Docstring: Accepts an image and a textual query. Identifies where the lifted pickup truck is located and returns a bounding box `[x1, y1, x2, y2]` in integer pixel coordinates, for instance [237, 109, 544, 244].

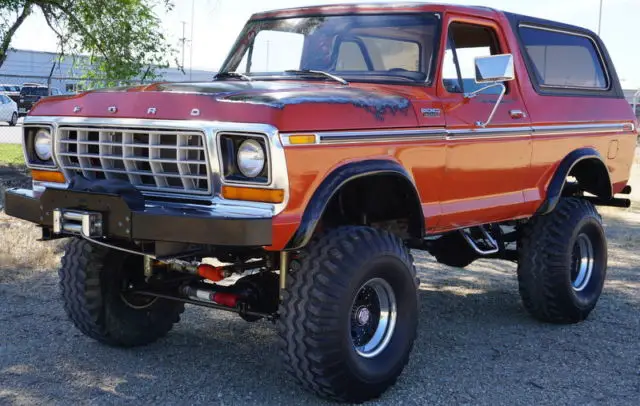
[4, 3, 637, 402]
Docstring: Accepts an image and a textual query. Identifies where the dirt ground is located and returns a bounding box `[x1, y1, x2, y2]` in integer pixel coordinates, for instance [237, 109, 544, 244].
[0, 162, 638, 405]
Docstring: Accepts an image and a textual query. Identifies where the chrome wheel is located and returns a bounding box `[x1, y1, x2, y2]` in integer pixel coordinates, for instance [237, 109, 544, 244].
[571, 233, 594, 291]
[350, 277, 397, 358]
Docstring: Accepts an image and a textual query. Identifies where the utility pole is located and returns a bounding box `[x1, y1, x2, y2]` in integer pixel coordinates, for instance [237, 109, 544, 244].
[266, 40, 270, 71]
[189, 0, 195, 80]
[179, 21, 190, 70]
[597, 0, 603, 36]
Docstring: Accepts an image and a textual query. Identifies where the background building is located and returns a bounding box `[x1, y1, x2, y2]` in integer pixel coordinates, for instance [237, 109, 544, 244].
[0, 48, 217, 92]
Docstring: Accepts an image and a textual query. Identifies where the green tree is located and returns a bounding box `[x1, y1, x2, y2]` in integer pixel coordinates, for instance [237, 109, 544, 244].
[0, 0, 176, 84]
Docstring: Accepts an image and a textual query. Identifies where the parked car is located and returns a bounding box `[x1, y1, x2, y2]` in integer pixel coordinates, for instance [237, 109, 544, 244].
[0, 94, 18, 126]
[3, 3, 638, 403]
[0, 84, 21, 104]
[17, 84, 60, 116]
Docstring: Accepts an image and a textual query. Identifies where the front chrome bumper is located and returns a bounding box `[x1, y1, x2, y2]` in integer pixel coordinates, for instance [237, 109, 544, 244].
[4, 188, 272, 247]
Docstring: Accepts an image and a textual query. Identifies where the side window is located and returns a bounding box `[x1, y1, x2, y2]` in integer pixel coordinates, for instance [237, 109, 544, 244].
[519, 26, 607, 89]
[336, 41, 369, 71]
[442, 22, 503, 94]
[0, 95, 5, 104]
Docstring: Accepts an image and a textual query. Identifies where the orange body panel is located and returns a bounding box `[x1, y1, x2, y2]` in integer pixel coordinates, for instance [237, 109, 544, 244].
[267, 6, 638, 251]
[26, 3, 638, 252]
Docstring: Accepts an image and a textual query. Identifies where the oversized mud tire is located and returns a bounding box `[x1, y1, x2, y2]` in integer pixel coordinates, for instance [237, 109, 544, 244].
[429, 232, 477, 268]
[518, 198, 607, 323]
[59, 238, 184, 347]
[277, 226, 418, 403]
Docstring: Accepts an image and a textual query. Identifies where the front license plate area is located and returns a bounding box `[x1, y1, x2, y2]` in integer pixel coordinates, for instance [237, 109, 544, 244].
[40, 189, 135, 239]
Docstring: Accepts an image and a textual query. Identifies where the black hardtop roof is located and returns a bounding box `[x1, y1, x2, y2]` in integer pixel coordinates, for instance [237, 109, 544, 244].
[504, 11, 600, 38]
[253, 3, 600, 38]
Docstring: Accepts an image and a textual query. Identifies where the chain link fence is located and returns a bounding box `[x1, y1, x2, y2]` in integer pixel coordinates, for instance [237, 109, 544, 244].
[0, 74, 144, 144]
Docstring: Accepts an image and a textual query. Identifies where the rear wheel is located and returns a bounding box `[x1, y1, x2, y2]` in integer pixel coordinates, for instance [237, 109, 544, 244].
[517, 198, 607, 323]
[9, 112, 17, 126]
[59, 238, 184, 347]
[278, 226, 418, 402]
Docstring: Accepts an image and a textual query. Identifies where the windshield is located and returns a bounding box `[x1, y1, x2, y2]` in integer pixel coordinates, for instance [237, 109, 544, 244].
[220, 13, 440, 84]
[20, 87, 48, 96]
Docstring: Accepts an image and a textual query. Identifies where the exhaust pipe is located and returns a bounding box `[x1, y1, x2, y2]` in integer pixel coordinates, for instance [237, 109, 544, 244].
[583, 196, 631, 208]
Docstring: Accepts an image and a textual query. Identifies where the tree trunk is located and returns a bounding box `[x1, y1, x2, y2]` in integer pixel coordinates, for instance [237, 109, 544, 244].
[0, 5, 33, 69]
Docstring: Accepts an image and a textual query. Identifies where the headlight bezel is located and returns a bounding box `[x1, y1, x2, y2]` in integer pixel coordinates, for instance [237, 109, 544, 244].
[218, 132, 270, 185]
[23, 125, 56, 168]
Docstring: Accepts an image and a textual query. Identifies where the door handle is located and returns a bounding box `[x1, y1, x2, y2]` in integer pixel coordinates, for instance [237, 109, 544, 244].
[509, 110, 526, 119]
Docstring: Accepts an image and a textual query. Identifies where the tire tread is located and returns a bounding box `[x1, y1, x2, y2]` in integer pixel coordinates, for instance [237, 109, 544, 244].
[277, 226, 417, 402]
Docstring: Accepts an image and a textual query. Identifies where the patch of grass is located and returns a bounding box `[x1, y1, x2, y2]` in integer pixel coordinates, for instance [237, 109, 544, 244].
[0, 144, 25, 166]
[0, 213, 63, 275]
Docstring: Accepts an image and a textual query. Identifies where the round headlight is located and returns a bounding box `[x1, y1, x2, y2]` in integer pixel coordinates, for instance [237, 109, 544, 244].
[236, 139, 265, 178]
[34, 129, 52, 161]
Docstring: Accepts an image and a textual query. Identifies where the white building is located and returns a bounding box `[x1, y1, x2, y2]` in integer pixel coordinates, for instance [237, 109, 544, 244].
[0, 48, 216, 92]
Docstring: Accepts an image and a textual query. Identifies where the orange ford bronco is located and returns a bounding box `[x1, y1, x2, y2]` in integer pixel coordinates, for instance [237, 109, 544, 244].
[4, 3, 637, 402]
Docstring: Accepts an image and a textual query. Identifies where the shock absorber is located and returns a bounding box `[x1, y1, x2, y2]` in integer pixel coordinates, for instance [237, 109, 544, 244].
[180, 285, 241, 308]
[164, 259, 268, 282]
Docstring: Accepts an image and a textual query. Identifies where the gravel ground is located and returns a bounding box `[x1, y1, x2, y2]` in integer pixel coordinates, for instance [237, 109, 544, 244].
[0, 169, 638, 405]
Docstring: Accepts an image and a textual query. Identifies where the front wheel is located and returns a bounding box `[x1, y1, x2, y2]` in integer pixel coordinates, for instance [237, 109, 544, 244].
[277, 227, 418, 403]
[517, 198, 607, 323]
[59, 238, 184, 347]
[9, 112, 18, 126]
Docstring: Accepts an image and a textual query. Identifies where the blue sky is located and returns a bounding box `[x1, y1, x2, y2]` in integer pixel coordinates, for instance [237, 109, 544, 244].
[10, 0, 640, 88]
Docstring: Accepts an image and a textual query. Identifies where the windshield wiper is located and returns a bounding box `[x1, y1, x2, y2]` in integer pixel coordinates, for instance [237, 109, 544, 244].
[284, 69, 348, 85]
[214, 72, 252, 81]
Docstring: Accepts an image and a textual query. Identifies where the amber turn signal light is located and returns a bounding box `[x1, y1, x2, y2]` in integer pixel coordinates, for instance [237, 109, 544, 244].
[222, 185, 284, 203]
[288, 134, 317, 145]
[32, 170, 66, 183]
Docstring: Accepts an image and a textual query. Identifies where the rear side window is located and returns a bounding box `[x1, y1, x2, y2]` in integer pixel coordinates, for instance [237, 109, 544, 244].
[519, 25, 608, 90]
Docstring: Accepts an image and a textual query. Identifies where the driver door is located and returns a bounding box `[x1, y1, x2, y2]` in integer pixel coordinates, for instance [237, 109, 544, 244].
[436, 14, 532, 230]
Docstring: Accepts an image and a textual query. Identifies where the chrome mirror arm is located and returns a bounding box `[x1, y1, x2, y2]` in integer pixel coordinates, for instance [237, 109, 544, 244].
[464, 82, 503, 100]
[464, 82, 506, 128]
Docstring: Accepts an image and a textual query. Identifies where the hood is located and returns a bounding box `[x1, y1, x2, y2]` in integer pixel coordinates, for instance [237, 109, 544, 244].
[29, 80, 420, 132]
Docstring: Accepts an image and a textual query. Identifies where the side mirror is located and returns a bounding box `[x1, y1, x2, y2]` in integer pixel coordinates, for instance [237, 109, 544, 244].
[475, 54, 515, 83]
[465, 54, 516, 128]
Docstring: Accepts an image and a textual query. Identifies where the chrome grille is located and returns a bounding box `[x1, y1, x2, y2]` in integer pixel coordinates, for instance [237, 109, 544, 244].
[56, 127, 211, 196]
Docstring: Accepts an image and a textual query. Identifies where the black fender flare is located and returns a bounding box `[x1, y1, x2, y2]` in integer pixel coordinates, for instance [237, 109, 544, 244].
[285, 159, 424, 250]
[537, 148, 612, 215]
